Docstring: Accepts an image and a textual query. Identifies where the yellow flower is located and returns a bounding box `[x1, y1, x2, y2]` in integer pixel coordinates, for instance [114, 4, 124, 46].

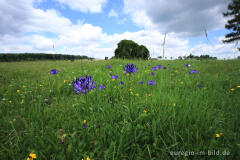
[143, 110, 147, 113]
[22, 85, 26, 88]
[106, 80, 109, 83]
[8, 100, 12, 104]
[173, 103, 176, 107]
[175, 70, 178, 73]
[231, 88, 235, 91]
[86, 157, 91, 160]
[27, 158, 31, 160]
[237, 86, 240, 88]
[29, 151, 37, 159]
[64, 80, 67, 83]
[17, 90, 20, 93]
[135, 93, 139, 96]
[83, 120, 87, 124]
[216, 133, 221, 138]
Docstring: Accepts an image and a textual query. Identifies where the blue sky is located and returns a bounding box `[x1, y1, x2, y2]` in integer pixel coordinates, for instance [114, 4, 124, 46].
[0, 0, 238, 59]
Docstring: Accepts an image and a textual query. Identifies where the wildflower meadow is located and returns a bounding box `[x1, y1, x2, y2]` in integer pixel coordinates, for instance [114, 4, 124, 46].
[0, 59, 240, 159]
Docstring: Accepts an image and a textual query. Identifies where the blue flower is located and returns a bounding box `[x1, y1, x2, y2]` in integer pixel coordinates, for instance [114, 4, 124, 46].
[148, 80, 155, 85]
[163, 67, 167, 69]
[157, 65, 162, 69]
[148, 64, 151, 66]
[106, 65, 111, 69]
[72, 76, 95, 94]
[185, 64, 190, 67]
[50, 69, 59, 74]
[111, 75, 118, 80]
[196, 84, 202, 88]
[120, 81, 124, 85]
[151, 72, 155, 76]
[98, 85, 105, 90]
[123, 63, 138, 74]
[152, 67, 158, 71]
[82, 123, 87, 129]
[189, 70, 198, 74]
[139, 81, 144, 84]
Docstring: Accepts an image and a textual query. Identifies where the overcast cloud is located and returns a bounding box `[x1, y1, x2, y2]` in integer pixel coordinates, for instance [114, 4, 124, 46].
[124, 0, 231, 37]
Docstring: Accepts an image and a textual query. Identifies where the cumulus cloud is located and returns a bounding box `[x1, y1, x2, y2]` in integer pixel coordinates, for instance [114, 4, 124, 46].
[123, 0, 231, 37]
[108, 9, 119, 17]
[0, 0, 71, 36]
[55, 0, 107, 13]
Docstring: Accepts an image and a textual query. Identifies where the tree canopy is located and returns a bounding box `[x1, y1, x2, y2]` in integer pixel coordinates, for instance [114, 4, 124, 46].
[114, 40, 150, 59]
[222, 0, 240, 50]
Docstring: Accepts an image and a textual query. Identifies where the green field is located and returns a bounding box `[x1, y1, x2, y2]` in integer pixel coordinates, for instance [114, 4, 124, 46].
[0, 59, 240, 160]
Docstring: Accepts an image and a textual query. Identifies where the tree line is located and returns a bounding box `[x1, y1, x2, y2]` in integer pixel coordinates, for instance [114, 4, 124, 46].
[0, 53, 91, 62]
[177, 54, 217, 60]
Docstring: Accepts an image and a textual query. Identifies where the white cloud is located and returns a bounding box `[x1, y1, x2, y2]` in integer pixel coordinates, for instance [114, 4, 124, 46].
[55, 0, 107, 13]
[108, 9, 119, 17]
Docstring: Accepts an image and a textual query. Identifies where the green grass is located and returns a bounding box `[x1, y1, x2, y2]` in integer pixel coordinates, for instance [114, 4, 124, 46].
[0, 59, 240, 160]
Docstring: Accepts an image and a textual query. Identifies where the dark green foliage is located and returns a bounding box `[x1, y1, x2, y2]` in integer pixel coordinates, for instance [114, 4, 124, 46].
[185, 54, 217, 60]
[222, 0, 240, 50]
[114, 40, 150, 59]
[0, 53, 91, 62]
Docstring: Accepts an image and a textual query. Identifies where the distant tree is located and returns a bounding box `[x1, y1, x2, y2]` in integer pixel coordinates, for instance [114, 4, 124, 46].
[114, 40, 150, 59]
[222, 0, 240, 51]
[178, 56, 183, 60]
[158, 56, 162, 59]
[170, 56, 173, 60]
[188, 54, 194, 59]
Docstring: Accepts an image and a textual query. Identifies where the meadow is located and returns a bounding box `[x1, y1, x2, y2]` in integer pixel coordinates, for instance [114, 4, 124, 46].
[0, 59, 240, 160]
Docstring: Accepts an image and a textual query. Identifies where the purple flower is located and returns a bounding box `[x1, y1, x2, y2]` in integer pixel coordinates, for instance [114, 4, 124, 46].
[185, 64, 190, 67]
[151, 72, 155, 76]
[157, 65, 162, 69]
[148, 80, 155, 85]
[72, 76, 95, 94]
[111, 75, 118, 80]
[163, 67, 167, 69]
[120, 81, 124, 85]
[189, 70, 198, 74]
[82, 123, 87, 129]
[196, 84, 202, 88]
[123, 63, 138, 74]
[98, 85, 105, 90]
[106, 65, 111, 69]
[50, 69, 59, 74]
[139, 81, 144, 84]
[148, 64, 151, 66]
[152, 67, 158, 71]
